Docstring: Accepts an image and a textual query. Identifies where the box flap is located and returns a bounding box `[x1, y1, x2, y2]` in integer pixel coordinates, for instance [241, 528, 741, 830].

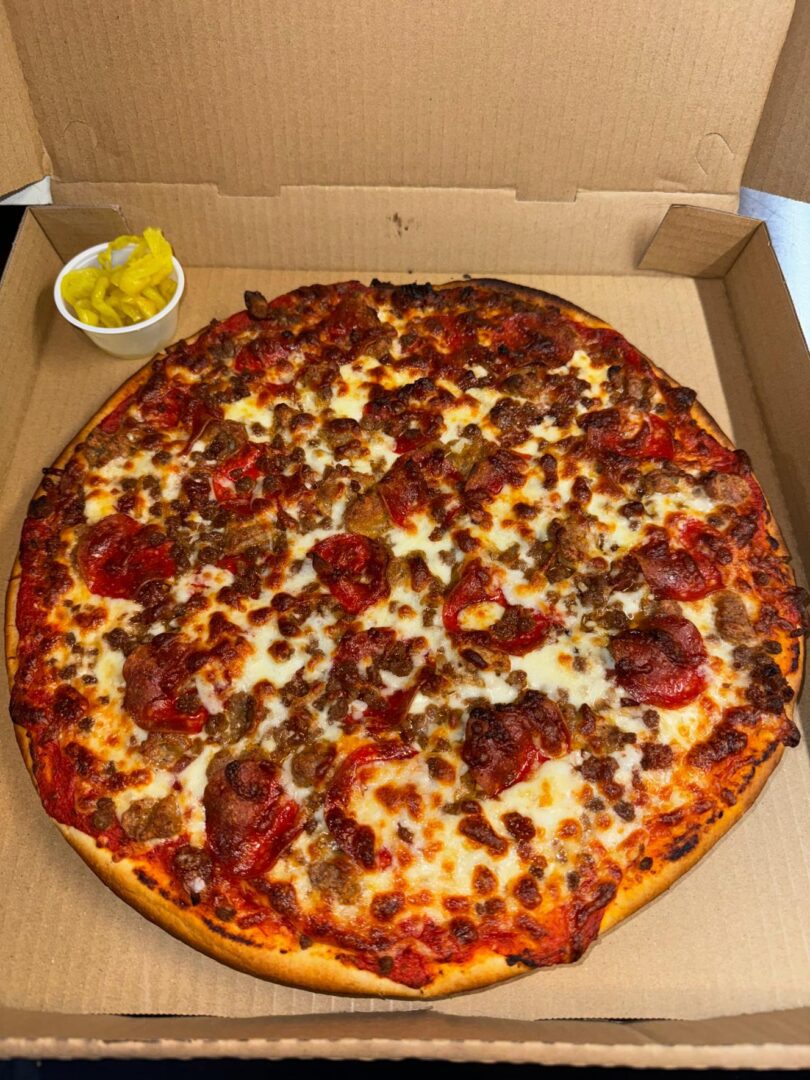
[4, 0, 794, 201]
[639, 204, 761, 277]
[29, 205, 129, 262]
[51, 181, 737, 274]
[745, 0, 810, 202]
[0, 1, 46, 196]
[1, 1005, 810, 1066]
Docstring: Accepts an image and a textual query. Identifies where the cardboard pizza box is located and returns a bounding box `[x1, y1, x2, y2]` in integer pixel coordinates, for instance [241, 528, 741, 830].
[0, 0, 808, 1067]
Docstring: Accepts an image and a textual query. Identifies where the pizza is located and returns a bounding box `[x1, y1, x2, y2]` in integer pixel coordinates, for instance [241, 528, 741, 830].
[6, 278, 806, 998]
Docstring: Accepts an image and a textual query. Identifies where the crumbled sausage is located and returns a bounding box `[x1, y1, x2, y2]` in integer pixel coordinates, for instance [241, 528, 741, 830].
[121, 795, 181, 840]
[640, 742, 674, 770]
[205, 692, 257, 744]
[290, 740, 335, 787]
[91, 796, 116, 832]
[308, 856, 360, 903]
[704, 472, 750, 505]
[686, 721, 747, 770]
[713, 592, 754, 644]
[427, 756, 456, 782]
[343, 490, 390, 537]
[141, 731, 196, 769]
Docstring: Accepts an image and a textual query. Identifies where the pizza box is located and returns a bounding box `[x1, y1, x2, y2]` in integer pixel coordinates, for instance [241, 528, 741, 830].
[0, 0, 809, 1067]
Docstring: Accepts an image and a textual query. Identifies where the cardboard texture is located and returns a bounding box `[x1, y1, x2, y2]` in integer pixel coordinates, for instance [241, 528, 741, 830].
[0, 1009, 809, 1070]
[639, 204, 762, 278]
[2, 0, 810, 1065]
[745, 0, 810, 203]
[49, 182, 738, 275]
[0, 2, 45, 197]
[29, 205, 129, 266]
[1, 0, 793, 201]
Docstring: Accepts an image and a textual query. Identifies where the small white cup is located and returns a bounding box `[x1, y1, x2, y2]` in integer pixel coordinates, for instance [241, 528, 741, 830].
[54, 241, 185, 359]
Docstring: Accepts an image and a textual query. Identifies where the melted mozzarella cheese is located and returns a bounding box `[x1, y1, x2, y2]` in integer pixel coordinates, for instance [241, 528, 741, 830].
[587, 492, 645, 552]
[332, 356, 381, 419]
[222, 395, 278, 428]
[387, 513, 458, 584]
[517, 636, 614, 707]
[84, 450, 185, 524]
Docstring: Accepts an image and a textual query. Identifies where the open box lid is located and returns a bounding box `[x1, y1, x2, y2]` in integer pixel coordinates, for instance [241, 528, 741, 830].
[1, 0, 809, 206]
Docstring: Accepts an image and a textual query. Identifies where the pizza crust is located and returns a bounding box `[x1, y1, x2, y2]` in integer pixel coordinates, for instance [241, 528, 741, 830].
[4, 280, 803, 1000]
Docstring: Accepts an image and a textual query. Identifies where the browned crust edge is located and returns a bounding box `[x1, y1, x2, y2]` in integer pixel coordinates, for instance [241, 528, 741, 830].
[3, 279, 803, 1000]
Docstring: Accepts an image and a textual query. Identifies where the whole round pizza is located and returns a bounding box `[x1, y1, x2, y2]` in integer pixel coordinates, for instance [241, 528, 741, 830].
[6, 278, 805, 997]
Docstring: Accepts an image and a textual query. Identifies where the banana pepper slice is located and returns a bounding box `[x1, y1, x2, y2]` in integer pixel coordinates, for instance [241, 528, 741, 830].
[61, 228, 176, 327]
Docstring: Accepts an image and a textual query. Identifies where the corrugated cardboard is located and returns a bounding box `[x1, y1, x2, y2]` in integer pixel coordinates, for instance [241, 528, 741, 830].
[48, 182, 738, 274]
[1, 0, 808, 206]
[1, 0, 809, 1066]
[1, 0, 792, 200]
[745, 0, 810, 202]
[0, 1, 46, 197]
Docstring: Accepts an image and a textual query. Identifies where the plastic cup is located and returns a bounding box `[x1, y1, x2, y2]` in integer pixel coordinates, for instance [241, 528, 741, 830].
[53, 241, 185, 359]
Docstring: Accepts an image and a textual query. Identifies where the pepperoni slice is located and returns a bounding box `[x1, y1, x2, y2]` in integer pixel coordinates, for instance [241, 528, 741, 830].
[635, 530, 722, 601]
[183, 399, 223, 452]
[377, 447, 460, 526]
[672, 421, 738, 473]
[334, 629, 424, 732]
[580, 408, 674, 460]
[77, 514, 176, 600]
[443, 561, 554, 656]
[419, 313, 476, 354]
[462, 691, 569, 796]
[464, 449, 528, 499]
[609, 615, 708, 708]
[442, 561, 501, 632]
[139, 383, 188, 429]
[578, 325, 645, 369]
[234, 336, 296, 374]
[218, 309, 254, 335]
[310, 533, 389, 614]
[211, 443, 265, 511]
[99, 394, 135, 434]
[490, 311, 552, 352]
[122, 634, 208, 733]
[377, 455, 428, 525]
[204, 759, 300, 878]
[485, 309, 579, 370]
[325, 741, 417, 868]
[362, 686, 421, 732]
[138, 379, 222, 445]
